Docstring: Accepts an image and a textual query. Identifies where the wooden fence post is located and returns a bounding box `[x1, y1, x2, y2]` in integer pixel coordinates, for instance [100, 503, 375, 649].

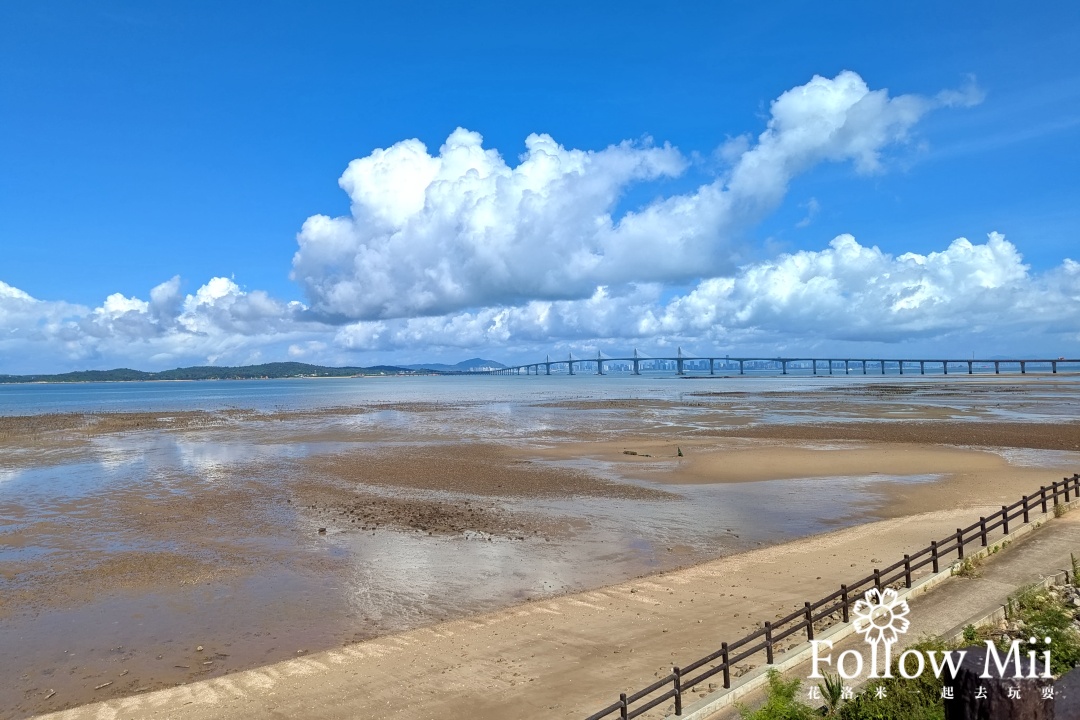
[1002, 506, 1009, 535]
[1042, 486, 1048, 513]
[957, 529, 965, 559]
[805, 602, 814, 641]
[904, 555, 912, 587]
[765, 622, 773, 664]
[874, 568, 882, 592]
[980, 517, 987, 546]
[673, 667, 682, 715]
[721, 643, 730, 689]
[1023, 495, 1029, 524]
[1067, 477, 1072, 503]
[620, 693, 628, 720]
[931, 540, 939, 573]
[841, 585, 849, 622]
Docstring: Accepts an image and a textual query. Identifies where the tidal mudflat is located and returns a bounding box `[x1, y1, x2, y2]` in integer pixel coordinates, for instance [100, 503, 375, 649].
[2, 375, 1079, 718]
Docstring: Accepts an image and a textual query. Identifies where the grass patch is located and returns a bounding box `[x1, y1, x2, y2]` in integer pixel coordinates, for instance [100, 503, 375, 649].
[737, 670, 817, 720]
[1004, 583, 1080, 675]
[952, 556, 981, 578]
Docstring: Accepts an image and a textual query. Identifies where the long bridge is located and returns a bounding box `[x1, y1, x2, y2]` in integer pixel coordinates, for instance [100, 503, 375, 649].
[473, 348, 1079, 376]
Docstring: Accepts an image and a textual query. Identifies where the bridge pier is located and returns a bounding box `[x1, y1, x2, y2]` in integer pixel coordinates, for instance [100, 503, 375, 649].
[920, 361, 925, 375]
[943, 361, 948, 375]
[709, 358, 714, 375]
[899, 361, 904, 375]
[968, 361, 973, 375]
[1021, 361, 1026, 374]
[676, 347, 685, 376]
[739, 359, 744, 375]
[844, 360, 849, 374]
[862, 360, 867, 374]
[1053, 361, 1058, 374]
[994, 361, 999, 374]
[829, 360, 833, 375]
[812, 359, 817, 375]
[880, 360, 885, 375]
[781, 360, 787, 375]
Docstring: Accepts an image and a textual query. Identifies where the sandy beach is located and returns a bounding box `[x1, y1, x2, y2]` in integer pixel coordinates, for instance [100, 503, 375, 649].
[2, 376, 1080, 718]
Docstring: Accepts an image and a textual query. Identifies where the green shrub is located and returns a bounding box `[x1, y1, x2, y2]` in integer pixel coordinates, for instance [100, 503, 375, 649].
[837, 638, 948, 720]
[738, 670, 817, 720]
[1008, 586, 1080, 674]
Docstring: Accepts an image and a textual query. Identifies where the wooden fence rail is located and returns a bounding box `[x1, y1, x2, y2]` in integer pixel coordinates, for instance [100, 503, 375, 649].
[584, 473, 1080, 720]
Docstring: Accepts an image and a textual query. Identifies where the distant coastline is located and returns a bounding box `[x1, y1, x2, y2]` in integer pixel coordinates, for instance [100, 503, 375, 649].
[0, 358, 506, 384]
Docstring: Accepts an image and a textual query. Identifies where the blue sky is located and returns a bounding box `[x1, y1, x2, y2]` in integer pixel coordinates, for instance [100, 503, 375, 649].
[2, 2, 1079, 372]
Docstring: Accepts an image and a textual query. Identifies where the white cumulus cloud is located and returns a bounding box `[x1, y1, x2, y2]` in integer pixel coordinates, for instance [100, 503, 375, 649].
[329, 233, 1080, 353]
[293, 71, 965, 322]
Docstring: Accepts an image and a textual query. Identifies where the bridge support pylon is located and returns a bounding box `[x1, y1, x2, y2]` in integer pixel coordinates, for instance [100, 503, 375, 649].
[676, 347, 685, 376]
[632, 349, 640, 376]
[968, 361, 973, 375]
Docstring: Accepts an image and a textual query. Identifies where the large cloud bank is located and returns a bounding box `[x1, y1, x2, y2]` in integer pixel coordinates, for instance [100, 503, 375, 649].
[4, 233, 1077, 372]
[292, 71, 979, 321]
[332, 233, 1080, 352]
[4, 70, 1075, 373]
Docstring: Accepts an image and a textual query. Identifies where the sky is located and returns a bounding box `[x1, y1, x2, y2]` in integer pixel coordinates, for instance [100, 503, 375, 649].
[2, 2, 1079, 373]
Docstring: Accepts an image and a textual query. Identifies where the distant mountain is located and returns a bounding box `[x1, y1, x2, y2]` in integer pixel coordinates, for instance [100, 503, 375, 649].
[403, 357, 507, 372]
[0, 362, 414, 384]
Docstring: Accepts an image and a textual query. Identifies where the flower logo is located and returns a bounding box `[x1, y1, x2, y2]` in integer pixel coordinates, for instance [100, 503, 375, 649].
[852, 588, 911, 646]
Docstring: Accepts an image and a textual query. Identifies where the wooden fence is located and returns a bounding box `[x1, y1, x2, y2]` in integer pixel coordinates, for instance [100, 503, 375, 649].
[585, 473, 1080, 720]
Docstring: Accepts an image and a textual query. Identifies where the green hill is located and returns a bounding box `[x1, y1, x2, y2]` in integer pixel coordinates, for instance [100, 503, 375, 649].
[0, 362, 417, 383]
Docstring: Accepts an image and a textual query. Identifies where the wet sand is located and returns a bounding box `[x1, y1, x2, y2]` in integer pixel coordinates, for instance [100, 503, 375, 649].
[33, 510, 1080, 720]
[3, 377, 1080, 718]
